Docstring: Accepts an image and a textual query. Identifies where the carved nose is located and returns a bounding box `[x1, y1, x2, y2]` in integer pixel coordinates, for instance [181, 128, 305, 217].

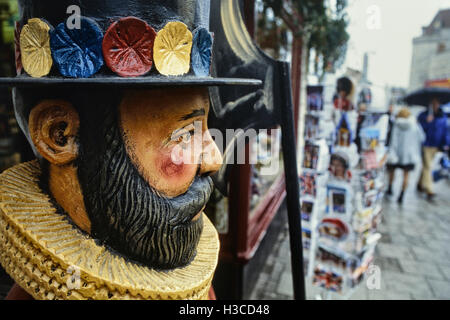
[199, 131, 223, 176]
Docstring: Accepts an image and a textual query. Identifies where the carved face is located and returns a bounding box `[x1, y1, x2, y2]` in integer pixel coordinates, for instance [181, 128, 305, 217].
[24, 86, 222, 269]
[119, 88, 221, 197]
[77, 87, 222, 269]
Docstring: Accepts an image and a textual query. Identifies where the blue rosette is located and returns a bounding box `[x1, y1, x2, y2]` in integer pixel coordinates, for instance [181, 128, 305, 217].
[191, 28, 213, 77]
[50, 17, 104, 78]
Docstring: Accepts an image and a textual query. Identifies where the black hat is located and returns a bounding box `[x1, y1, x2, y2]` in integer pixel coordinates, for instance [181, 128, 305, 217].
[0, 0, 261, 88]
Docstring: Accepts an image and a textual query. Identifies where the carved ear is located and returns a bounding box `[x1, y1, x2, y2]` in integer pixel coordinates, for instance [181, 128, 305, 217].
[29, 100, 79, 165]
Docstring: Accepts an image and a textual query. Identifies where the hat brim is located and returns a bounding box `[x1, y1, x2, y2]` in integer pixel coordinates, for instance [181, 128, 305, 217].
[0, 75, 262, 88]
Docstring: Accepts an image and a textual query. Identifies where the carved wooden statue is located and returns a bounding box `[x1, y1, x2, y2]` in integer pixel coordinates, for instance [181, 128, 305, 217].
[0, 0, 260, 300]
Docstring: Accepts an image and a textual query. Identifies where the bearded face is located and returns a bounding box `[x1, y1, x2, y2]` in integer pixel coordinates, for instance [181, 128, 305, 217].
[77, 110, 213, 269]
[23, 87, 222, 270]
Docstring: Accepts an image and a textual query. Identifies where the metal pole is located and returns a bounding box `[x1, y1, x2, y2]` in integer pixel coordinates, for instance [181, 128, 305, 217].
[278, 61, 306, 300]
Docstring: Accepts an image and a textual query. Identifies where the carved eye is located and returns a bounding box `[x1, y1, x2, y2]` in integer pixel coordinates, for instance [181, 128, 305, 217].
[176, 132, 193, 145]
[179, 132, 191, 144]
[170, 125, 195, 148]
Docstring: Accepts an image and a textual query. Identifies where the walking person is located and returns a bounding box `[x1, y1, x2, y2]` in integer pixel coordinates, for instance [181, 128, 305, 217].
[386, 108, 425, 203]
[417, 97, 450, 201]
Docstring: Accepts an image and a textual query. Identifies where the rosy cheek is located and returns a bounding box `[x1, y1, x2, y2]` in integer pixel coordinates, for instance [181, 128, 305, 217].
[157, 150, 196, 181]
[161, 156, 185, 176]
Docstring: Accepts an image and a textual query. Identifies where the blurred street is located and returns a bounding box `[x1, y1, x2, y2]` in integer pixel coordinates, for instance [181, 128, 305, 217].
[250, 164, 450, 300]
[1, 0, 450, 304]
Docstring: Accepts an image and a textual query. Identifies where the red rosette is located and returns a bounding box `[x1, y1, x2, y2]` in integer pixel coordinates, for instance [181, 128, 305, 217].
[14, 22, 22, 75]
[102, 17, 156, 77]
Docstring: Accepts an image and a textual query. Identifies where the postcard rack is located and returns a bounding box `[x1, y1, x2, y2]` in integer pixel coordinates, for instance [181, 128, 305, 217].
[302, 85, 388, 298]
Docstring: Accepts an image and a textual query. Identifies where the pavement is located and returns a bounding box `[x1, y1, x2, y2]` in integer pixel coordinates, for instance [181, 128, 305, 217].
[249, 162, 450, 300]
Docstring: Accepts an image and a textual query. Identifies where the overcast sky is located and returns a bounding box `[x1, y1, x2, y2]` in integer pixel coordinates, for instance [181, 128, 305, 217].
[340, 0, 450, 89]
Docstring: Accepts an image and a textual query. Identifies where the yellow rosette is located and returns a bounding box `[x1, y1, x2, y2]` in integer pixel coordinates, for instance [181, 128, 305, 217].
[153, 21, 193, 76]
[20, 18, 53, 78]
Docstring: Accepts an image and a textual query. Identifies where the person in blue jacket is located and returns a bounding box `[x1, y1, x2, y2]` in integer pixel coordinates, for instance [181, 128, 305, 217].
[417, 97, 450, 201]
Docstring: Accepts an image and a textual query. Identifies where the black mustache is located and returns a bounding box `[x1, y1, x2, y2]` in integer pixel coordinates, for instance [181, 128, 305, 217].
[167, 176, 214, 226]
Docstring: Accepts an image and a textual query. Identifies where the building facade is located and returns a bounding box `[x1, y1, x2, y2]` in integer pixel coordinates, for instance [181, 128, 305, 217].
[409, 9, 450, 91]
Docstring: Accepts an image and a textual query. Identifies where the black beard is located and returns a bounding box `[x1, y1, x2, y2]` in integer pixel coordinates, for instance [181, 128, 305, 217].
[77, 106, 213, 270]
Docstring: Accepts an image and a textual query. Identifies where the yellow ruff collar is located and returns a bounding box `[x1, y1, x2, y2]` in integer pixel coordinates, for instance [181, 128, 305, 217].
[0, 161, 219, 300]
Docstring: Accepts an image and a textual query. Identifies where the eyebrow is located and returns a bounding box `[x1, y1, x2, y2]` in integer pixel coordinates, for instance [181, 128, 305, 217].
[179, 108, 206, 121]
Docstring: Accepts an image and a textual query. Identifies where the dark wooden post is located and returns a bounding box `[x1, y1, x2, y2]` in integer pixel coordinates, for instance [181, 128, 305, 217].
[279, 61, 306, 300]
[290, 36, 303, 134]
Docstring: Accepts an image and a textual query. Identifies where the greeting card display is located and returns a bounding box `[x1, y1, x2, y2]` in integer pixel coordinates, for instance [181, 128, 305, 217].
[333, 144, 360, 169]
[349, 245, 378, 287]
[354, 208, 375, 232]
[362, 189, 378, 210]
[301, 200, 314, 222]
[302, 228, 312, 249]
[362, 150, 379, 170]
[301, 96, 329, 277]
[307, 85, 324, 112]
[354, 214, 382, 252]
[316, 246, 348, 270]
[313, 265, 344, 293]
[360, 113, 389, 144]
[335, 113, 353, 147]
[312, 246, 349, 293]
[303, 142, 320, 170]
[303, 139, 330, 173]
[325, 184, 352, 217]
[329, 152, 351, 181]
[300, 172, 317, 197]
[318, 218, 350, 243]
[302, 81, 386, 298]
[360, 170, 377, 192]
[305, 115, 320, 139]
[333, 95, 354, 112]
[360, 127, 380, 151]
